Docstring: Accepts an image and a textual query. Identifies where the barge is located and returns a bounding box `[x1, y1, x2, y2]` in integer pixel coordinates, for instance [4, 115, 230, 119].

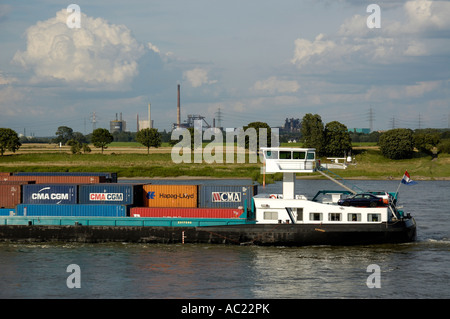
[0, 148, 416, 246]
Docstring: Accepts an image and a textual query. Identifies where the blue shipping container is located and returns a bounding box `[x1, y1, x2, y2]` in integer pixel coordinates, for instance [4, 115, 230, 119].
[16, 204, 128, 217]
[0, 208, 15, 216]
[198, 184, 258, 209]
[78, 184, 143, 205]
[22, 184, 78, 205]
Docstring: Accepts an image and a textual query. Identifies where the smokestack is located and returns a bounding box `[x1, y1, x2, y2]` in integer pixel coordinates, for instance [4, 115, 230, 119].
[148, 102, 152, 129]
[137, 113, 139, 132]
[177, 84, 180, 127]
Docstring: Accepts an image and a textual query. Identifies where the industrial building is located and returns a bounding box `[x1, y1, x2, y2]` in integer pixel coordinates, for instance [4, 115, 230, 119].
[110, 113, 126, 134]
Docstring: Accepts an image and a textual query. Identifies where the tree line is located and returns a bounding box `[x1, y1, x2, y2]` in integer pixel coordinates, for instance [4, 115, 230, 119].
[2, 119, 450, 159]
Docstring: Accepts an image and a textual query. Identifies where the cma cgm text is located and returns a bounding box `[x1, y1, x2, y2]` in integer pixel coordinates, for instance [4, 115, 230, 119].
[89, 193, 124, 201]
[31, 193, 69, 200]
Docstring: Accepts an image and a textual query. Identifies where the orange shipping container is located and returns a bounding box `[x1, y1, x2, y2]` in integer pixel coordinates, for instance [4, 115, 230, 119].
[0, 184, 22, 208]
[143, 184, 198, 207]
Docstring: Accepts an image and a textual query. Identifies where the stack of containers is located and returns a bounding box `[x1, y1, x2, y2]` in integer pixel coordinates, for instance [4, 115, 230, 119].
[3, 172, 130, 218]
[131, 183, 257, 219]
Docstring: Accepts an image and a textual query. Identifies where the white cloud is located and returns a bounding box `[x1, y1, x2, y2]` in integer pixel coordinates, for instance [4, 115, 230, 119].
[292, 0, 450, 71]
[147, 42, 160, 54]
[12, 9, 145, 87]
[404, 0, 450, 32]
[291, 34, 335, 68]
[0, 72, 17, 85]
[252, 76, 300, 94]
[183, 68, 217, 87]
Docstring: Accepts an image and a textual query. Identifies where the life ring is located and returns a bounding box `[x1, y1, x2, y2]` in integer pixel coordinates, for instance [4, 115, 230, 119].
[270, 194, 277, 199]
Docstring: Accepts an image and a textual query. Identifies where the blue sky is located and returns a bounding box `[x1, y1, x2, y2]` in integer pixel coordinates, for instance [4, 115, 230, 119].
[1, 0, 449, 136]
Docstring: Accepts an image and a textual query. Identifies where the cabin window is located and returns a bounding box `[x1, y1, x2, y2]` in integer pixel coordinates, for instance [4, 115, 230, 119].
[292, 151, 306, 160]
[279, 151, 291, 159]
[310, 212, 322, 221]
[264, 211, 278, 220]
[329, 213, 341, 221]
[307, 152, 315, 160]
[348, 213, 361, 222]
[295, 208, 303, 221]
[368, 214, 381, 222]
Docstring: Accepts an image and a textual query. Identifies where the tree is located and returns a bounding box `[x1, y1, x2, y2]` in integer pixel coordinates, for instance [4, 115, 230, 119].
[378, 128, 414, 159]
[301, 114, 325, 155]
[323, 121, 352, 157]
[91, 128, 113, 153]
[413, 129, 440, 157]
[54, 126, 74, 145]
[0, 128, 21, 156]
[136, 128, 162, 154]
[67, 139, 82, 154]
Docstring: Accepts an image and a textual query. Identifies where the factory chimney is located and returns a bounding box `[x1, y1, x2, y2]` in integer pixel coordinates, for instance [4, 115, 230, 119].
[148, 102, 152, 129]
[177, 84, 181, 128]
[137, 114, 139, 132]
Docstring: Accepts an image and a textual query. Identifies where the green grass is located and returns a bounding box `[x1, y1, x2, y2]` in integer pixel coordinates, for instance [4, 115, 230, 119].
[1, 146, 449, 181]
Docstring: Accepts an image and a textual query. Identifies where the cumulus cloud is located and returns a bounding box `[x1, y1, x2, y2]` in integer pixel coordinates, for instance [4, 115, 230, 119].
[404, 0, 450, 32]
[292, 0, 450, 71]
[252, 76, 300, 94]
[291, 34, 335, 68]
[12, 9, 145, 86]
[183, 68, 217, 87]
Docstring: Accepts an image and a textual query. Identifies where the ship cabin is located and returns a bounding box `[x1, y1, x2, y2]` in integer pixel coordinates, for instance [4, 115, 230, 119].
[255, 147, 397, 225]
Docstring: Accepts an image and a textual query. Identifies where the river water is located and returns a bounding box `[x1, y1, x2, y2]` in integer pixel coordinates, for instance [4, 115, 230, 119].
[0, 179, 449, 300]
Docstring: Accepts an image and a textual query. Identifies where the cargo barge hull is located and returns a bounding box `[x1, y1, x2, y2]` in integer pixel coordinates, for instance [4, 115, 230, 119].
[0, 219, 416, 246]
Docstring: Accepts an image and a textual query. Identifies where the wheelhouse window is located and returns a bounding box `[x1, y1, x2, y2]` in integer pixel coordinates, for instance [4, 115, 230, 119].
[292, 151, 306, 160]
[279, 151, 292, 159]
[310, 212, 322, 221]
[329, 213, 341, 221]
[368, 213, 381, 222]
[264, 211, 278, 220]
[348, 213, 361, 222]
[307, 152, 315, 160]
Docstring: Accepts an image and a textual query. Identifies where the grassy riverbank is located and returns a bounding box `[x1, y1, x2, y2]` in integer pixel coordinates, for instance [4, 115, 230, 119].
[1, 143, 449, 182]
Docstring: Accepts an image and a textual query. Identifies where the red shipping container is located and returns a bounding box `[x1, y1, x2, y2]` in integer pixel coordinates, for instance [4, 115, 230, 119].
[130, 207, 245, 219]
[0, 175, 105, 184]
[0, 172, 12, 176]
[0, 184, 22, 208]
